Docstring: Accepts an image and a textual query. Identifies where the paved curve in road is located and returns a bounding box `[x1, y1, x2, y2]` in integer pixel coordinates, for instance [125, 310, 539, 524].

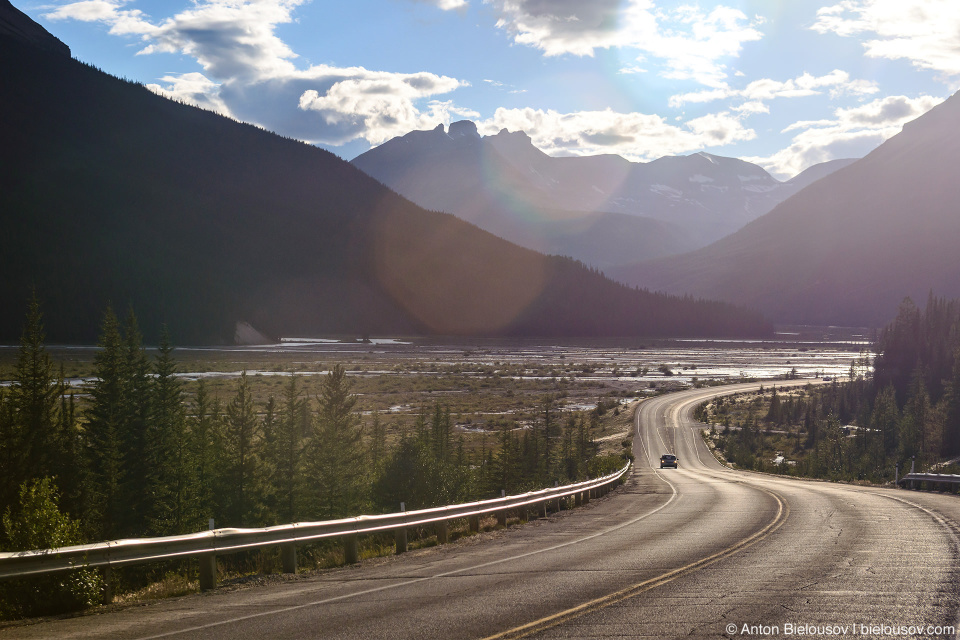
[5, 381, 960, 639]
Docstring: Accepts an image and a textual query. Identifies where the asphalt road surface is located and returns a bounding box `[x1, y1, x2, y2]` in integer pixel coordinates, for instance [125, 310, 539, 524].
[5, 380, 960, 639]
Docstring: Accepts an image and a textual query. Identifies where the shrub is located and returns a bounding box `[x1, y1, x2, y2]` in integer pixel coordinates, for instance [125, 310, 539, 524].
[0, 478, 103, 619]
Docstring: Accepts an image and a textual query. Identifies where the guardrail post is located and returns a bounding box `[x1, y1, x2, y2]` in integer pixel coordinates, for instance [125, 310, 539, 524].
[575, 492, 582, 506]
[469, 515, 480, 533]
[540, 501, 548, 518]
[497, 490, 507, 527]
[344, 534, 359, 564]
[553, 497, 561, 512]
[281, 543, 297, 574]
[199, 554, 217, 591]
[582, 490, 590, 504]
[395, 502, 408, 554]
[101, 566, 114, 604]
[436, 520, 449, 544]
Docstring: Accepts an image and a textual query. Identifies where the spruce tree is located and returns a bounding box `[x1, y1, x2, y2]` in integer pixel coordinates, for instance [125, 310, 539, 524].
[147, 328, 190, 534]
[119, 310, 151, 535]
[189, 380, 221, 529]
[271, 376, 306, 524]
[223, 372, 260, 526]
[9, 294, 61, 487]
[303, 364, 365, 519]
[85, 308, 126, 539]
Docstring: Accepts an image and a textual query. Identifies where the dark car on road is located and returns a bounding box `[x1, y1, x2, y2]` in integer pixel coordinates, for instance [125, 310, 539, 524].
[660, 454, 678, 469]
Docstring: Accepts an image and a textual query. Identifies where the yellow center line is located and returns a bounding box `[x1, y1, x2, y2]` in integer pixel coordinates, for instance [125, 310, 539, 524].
[481, 487, 790, 640]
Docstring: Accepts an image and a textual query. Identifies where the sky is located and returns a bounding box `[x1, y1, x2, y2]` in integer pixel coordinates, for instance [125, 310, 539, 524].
[19, 0, 960, 179]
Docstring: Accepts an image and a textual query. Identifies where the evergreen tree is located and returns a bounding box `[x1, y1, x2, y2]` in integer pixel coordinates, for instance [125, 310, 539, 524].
[119, 309, 151, 535]
[9, 294, 61, 488]
[941, 346, 960, 457]
[271, 376, 307, 524]
[55, 369, 83, 520]
[189, 380, 220, 529]
[368, 410, 386, 475]
[870, 385, 900, 466]
[222, 372, 260, 526]
[84, 308, 127, 539]
[302, 365, 365, 519]
[147, 328, 190, 534]
[900, 364, 931, 465]
[0, 389, 15, 541]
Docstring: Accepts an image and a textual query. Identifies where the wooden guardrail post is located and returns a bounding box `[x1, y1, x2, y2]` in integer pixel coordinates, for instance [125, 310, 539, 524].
[469, 515, 480, 533]
[497, 490, 507, 527]
[281, 543, 297, 574]
[395, 502, 407, 554]
[344, 534, 359, 564]
[199, 554, 217, 591]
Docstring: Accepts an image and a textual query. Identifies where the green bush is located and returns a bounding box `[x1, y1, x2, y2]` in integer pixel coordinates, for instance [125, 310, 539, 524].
[0, 478, 103, 619]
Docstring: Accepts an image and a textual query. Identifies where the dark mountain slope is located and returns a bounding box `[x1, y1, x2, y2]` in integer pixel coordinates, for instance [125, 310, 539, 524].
[612, 93, 960, 327]
[0, 31, 770, 342]
[0, 0, 68, 56]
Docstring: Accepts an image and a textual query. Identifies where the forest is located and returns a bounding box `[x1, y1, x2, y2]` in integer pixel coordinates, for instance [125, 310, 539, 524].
[704, 294, 960, 482]
[0, 297, 626, 618]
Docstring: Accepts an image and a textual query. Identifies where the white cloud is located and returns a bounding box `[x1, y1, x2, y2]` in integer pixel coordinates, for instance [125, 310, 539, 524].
[299, 73, 474, 144]
[422, 0, 467, 9]
[45, 0, 471, 146]
[744, 94, 944, 179]
[813, 0, 960, 79]
[146, 72, 234, 117]
[670, 70, 878, 108]
[479, 107, 755, 161]
[485, 0, 762, 87]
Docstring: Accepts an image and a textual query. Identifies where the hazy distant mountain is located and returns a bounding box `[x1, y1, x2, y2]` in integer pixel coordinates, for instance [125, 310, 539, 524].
[352, 121, 853, 268]
[612, 92, 960, 327]
[783, 158, 858, 191]
[0, 20, 771, 343]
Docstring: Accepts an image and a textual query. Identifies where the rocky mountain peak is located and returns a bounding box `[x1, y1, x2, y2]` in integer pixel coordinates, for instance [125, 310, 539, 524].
[449, 120, 480, 139]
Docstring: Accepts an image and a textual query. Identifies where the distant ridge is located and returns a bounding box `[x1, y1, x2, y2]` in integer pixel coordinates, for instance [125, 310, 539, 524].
[0, 20, 771, 343]
[612, 92, 960, 327]
[352, 121, 854, 268]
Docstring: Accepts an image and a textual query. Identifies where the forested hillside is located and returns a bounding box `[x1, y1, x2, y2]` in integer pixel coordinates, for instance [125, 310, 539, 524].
[702, 294, 960, 483]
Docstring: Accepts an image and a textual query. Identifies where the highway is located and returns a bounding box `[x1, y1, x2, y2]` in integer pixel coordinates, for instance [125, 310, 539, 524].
[5, 380, 960, 639]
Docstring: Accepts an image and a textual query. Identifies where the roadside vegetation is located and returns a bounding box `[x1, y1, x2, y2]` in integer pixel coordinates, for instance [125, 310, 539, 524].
[0, 296, 633, 619]
[702, 294, 960, 485]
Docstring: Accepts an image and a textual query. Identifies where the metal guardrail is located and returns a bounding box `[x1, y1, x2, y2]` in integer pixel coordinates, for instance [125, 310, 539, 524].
[0, 462, 630, 591]
[897, 472, 960, 492]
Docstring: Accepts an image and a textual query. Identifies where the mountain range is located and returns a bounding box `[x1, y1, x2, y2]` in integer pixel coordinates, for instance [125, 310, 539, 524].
[612, 90, 960, 327]
[352, 121, 854, 269]
[0, 1, 770, 344]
